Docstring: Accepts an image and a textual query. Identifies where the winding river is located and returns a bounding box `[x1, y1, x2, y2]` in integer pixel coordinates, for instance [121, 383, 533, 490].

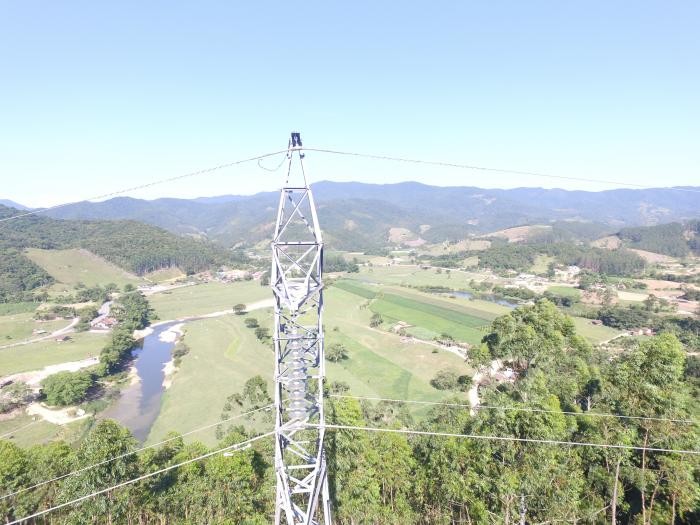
[101, 322, 181, 441]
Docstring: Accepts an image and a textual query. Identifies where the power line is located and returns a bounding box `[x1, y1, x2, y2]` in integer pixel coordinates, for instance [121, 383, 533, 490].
[306, 148, 700, 194]
[310, 423, 700, 455]
[0, 404, 272, 501]
[329, 394, 697, 425]
[6, 431, 275, 525]
[0, 150, 289, 224]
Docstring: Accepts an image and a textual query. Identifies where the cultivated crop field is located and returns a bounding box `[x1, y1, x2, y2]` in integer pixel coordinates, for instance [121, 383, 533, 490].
[334, 280, 497, 344]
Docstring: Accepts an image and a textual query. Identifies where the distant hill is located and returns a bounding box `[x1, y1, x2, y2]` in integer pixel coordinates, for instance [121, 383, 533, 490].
[0, 205, 236, 301]
[598, 221, 700, 258]
[0, 199, 28, 210]
[43, 182, 700, 250]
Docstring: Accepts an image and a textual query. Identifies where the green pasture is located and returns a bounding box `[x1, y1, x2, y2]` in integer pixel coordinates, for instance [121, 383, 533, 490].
[531, 255, 555, 274]
[146, 313, 274, 446]
[0, 302, 37, 316]
[145, 267, 186, 283]
[324, 286, 471, 412]
[547, 285, 582, 299]
[0, 332, 108, 376]
[0, 414, 92, 447]
[25, 248, 142, 291]
[572, 318, 622, 344]
[148, 284, 470, 444]
[149, 280, 269, 320]
[0, 313, 66, 344]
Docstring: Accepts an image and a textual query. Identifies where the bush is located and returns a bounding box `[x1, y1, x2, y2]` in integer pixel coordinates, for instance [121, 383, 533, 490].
[233, 304, 247, 315]
[254, 327, 270, 341]
[0, 382, 33, 413]
[369, 313, 383, 328]
[172, 342, 190, 366]
[326, 343, 349, 362]
[244, 317, 259, 329]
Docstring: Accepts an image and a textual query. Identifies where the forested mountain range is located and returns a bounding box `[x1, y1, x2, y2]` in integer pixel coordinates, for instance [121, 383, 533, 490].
[39, 182, 700, 250]
[0, 205, 234, 302]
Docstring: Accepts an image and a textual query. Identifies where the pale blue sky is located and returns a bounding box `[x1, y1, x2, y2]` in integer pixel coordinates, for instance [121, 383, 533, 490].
[1, 1, 698, 207]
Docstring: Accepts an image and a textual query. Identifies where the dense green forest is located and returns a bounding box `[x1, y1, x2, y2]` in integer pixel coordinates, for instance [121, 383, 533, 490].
[619, 221, 700, 257]
[0, 249, 54, 302]
[0, 205, 238, 301]
[2, 300, 697, 524]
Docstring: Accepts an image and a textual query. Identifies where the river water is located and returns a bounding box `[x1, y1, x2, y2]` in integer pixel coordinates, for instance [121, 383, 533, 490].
[101, 322, 179, 441]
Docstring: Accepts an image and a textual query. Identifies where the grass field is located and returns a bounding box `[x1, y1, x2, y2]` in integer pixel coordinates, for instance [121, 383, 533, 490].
[0, 331, 108, 376]
[145, 267, 186, 283]
[547, 285, 582, 299]
[531, 255, 555, 274]
[572, 317, 621, 344]
[0, 302, 37, 316]
[146, 313, 274, 445]
[25, 248, 143, 291]
[149, 280, 269, 320]
[0, 414, 92, 447]
[351, 264, 485, 289]
[324, 287, 470, 404]
[147, 284, 470, 445]
[334, 280, 498, 344]
[0, 313, 65, 343]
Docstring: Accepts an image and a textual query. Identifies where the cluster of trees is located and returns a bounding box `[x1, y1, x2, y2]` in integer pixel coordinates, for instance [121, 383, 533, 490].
[419, 240, 647, 277]
[619, 221, 699, 257]
[325, 254, 360, 273]
[430, 369, 471, 391]
[39, 292, 155, 407]
[0, 249, 53, 303]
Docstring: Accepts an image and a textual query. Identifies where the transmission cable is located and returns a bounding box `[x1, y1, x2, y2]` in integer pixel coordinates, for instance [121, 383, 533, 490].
[308, 423, 700, 455]
[6, 431, 275, 525]
[0, 404, 272, 501]
[0, 149, 288, 224]
[329, 394, 697, 425]
[305, 147, 700, 194]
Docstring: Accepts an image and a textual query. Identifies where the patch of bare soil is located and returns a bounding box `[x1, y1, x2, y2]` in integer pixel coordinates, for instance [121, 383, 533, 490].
[486, 225, 550, 243]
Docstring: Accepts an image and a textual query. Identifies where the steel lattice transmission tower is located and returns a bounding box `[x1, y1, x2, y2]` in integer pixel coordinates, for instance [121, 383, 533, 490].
[271, 132, 331, 525]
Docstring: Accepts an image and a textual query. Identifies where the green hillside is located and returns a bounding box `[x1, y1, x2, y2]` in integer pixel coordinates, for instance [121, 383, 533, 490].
[0, 205, 236, 301]
[618, 220, 700, 257]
